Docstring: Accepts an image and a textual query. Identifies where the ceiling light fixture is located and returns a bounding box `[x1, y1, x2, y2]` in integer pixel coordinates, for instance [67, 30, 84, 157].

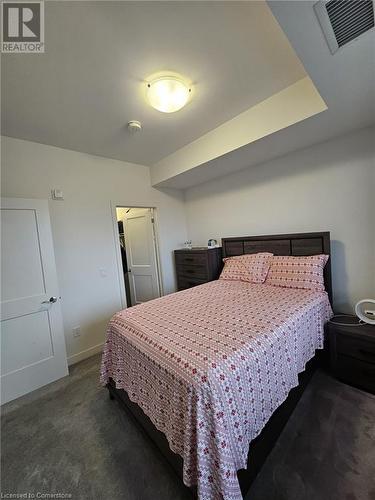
[146, 75, 192, 113]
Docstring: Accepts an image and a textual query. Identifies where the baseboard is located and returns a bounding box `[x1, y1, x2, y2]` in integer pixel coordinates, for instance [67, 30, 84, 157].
[67, 342, 104, 366]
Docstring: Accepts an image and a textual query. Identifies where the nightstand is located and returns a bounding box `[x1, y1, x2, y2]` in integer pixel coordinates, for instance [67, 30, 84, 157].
[174, 247, 223, 291]
[327, 315, 375, 394]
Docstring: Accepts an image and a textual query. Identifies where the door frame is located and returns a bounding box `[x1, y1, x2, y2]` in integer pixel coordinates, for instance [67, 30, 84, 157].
[110, 201, 163, 309]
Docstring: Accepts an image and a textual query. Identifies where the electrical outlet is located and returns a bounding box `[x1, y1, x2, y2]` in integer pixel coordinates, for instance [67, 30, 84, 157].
[72, 326, 81, 337]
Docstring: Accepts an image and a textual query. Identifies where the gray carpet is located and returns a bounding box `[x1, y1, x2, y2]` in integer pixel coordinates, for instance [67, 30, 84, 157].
[1, 354, 374, 500]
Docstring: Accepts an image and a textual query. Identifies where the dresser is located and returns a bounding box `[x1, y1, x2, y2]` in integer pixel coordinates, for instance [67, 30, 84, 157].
[327, 315, 375, 394]
[174, 247, 223, 291]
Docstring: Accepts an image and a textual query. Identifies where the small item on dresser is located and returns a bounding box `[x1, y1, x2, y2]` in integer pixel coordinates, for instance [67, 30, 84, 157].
[207, 238, 218, 248]
[184, 240, 192, 250]
[327, 315, 375, 394]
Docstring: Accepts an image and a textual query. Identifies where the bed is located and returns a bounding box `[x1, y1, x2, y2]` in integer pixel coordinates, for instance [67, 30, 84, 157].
[100, 232, 333, 500]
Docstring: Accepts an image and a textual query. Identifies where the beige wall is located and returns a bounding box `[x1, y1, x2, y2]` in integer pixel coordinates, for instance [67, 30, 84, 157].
[184, 127, 375, 313]
[1, 137, 187, 364]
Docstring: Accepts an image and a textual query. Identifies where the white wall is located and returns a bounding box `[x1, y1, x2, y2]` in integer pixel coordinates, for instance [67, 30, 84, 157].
[184, 127, 375, 313]
[2, 128, 374, 365]
[1, 137, 187, 364]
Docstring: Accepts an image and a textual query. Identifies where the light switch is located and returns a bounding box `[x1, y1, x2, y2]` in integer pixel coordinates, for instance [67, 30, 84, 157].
[51, 189, 64, 200]
[72, 326, 81, 337]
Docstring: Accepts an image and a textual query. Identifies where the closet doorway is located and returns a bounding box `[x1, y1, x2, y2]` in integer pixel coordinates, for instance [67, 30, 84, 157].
[115, 207, 161, 308]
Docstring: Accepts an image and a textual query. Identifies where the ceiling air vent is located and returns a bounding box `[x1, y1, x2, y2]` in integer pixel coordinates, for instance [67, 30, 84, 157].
[314, 0, 375, 53]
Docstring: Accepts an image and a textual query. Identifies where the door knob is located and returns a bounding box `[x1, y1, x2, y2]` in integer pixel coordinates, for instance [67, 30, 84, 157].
[42, 296, 58, 304]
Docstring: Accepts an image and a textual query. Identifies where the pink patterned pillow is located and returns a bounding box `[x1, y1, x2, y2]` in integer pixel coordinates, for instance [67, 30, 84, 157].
[219, 253, 273, 284]
[265, 254, 329, 291]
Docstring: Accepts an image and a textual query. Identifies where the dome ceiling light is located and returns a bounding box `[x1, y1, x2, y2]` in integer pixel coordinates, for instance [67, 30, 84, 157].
[146, 75, 192, 113]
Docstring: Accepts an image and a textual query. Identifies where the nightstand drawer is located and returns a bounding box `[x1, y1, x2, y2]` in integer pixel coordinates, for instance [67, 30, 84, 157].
[175, 252, 207, 266]
[335, 354, 375, 393]
[176, 264, 208, 279]
[177, 276, 206, 290]
[336, 335, 375, 364]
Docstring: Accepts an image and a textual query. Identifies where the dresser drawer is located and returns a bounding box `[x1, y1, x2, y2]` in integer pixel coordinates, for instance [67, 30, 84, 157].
[334, 354, 375, 393]
[176, 264, 208, 279]
[174, 247, 222, 291]
[175, 252, 207, 266]
[177, 276, 207, 291]
[336, 334, 375, 364]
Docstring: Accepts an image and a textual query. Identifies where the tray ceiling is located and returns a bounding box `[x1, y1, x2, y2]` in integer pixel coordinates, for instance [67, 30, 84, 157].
[2, 1, 308, 166]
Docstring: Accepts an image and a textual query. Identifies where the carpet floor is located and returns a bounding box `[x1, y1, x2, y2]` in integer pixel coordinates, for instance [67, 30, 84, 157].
[1, 354, 374, 500]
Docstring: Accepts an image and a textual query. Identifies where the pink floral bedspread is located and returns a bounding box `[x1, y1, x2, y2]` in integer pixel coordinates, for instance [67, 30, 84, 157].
[100, 280, 332, 499]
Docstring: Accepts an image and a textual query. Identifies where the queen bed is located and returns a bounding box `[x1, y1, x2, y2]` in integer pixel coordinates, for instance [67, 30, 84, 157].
[100, 232, 333, 500]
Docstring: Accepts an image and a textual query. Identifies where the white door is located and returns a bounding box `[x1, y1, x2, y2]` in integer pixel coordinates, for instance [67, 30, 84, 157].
[123, 208, 161, 305]
[1, 198, 68, 404]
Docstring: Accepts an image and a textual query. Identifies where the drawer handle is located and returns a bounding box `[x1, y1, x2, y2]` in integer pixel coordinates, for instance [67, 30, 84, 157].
[184, 258, 194, 262]
[358, 349, 375, 359]
[186, 269, 195, 274]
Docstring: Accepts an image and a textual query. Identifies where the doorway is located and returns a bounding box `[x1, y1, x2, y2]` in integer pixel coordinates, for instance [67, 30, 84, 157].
[115, 207, 161, 308]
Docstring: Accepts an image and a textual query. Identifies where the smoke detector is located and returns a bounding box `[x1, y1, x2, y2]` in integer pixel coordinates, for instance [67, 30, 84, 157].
[127, 120, 142, 134]
[314, 0, 374, 54]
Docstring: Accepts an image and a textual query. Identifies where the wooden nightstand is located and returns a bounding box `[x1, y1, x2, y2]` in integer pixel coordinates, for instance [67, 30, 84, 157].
[174, 247, 223, 291]
[327, 315, 375, 394]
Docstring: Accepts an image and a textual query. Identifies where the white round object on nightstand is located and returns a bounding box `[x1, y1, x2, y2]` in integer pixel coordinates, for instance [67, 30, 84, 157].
[355, 299, 375, 325]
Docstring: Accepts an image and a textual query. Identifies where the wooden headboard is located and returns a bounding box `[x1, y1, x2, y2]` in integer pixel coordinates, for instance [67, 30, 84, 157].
[222, 232, 332, 304]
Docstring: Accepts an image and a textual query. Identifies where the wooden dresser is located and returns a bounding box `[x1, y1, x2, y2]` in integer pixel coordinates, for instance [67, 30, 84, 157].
[174, 247, 223, 291]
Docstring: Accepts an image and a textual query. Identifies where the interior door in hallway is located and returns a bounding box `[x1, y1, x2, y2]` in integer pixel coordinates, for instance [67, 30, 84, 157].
[1, 198, 68, 404]
[123, 208, 161, 305]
